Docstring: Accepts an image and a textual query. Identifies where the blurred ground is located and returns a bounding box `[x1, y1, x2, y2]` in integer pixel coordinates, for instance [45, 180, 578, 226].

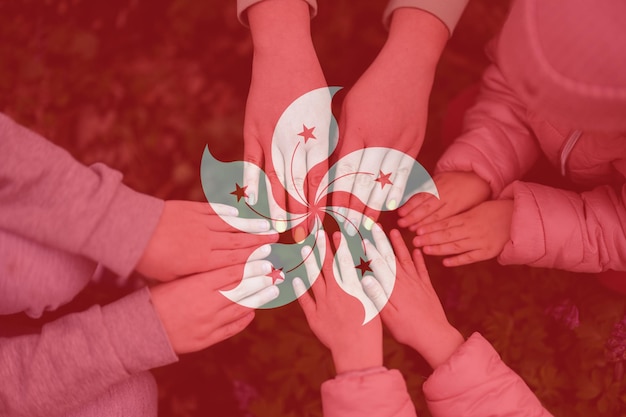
[1, 1, 626, 416]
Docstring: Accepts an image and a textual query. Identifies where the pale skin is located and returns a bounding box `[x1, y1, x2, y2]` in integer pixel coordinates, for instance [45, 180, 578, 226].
[363, 228, 465, 369]
[293, 232, 383, 374]
[136, 201, 278, 281]
[243, 0, 449, 235]
[151, 259, 280, 354]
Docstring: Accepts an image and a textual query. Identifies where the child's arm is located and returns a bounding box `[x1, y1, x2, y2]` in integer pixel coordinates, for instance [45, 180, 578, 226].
[363, 228, 554, 416]
[496, 179, 626, 272]
[398, 63, 542, 230]
[0, 113, 277, 282]
[293, 232, 417, 417]
[0, 263, 279, 417]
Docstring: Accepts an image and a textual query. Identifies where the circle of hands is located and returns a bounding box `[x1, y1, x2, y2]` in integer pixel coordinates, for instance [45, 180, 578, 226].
[134, 4, 506, 371]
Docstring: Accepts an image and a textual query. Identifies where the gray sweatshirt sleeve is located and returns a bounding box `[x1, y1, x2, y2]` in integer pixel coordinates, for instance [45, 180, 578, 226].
[0, 113, 163, 278]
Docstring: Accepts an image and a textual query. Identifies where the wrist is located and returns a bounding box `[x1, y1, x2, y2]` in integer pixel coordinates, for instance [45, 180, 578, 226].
[386, 8, 448, 65]
[248, 0, 314, 53]
[331, 343, 383, 374]
[409, 325, 464, 370]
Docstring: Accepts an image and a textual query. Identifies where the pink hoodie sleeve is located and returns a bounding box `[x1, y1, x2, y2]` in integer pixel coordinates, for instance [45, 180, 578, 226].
[321, 367, 417, 417]
[236, 0, 317, 26]
[436, 64, 541, 198]
[382, 0, 469, 34]
[0, 113, 163, 279]
[424, 333, 553, 417]
[497, 179, 626, 272]
[0, 288, 178, 417]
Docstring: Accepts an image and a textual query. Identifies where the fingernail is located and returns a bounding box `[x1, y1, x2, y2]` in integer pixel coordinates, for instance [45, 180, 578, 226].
[257, 219, 270, 231]
[301, 246, 312, 257]
[294, 226, 307, 244]
[275, 218, 287, 233]
[228, 206, 239, 216]
[337, 207, 347, 222]
[260, 244, 272, 255]
[262, 262, 272, 274]
[246, 192, 256, 206]
[275, 278, 285, 285]
[268, 286, 280, 299]
[413, 238, 422, 246]
[361, 276, 375, 288]
[363, 217, 374, 231]
[386, 199, 397, 210]
[345, 220, 357, 237]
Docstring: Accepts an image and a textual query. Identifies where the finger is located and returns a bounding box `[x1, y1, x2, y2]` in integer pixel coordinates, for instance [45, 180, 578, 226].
[301, 244, 324, 300]
[216, 230, 278, 250]
[442, 250, 486, 267]
[307, 139, 329, 208]
[397, 192, 432, 217]
[243, 260, 274, 279]
[362, 239, 394, 298]
[413, 226, 466, 248]
[212, 311, 256, 344]
[347, 151, 385, 235]
[265, 154, 288, 233]
[211, 244, 272, 269]
[411, 249, 430, 283]
[236, 284, 280, 308]
[371, 223, 396, 274]
[388, 229, 413, 272]
[293, 277, 316, 317]
[363, 152, 402, 227]
[208, 216, 274, 234]
[361, 275, 388, 312]
[384, 155, 414, 211]
[329, 152, 362, 221]
[207, 203, 240, 217]
[397, 195, 443, 228]
[334, 232, 361, 290]
[422, 239, 476, 256]
[283, 139, 308, 208]
[225, 275, 277, 301]
[415, 216, 465, 236]
[242, 138, 264, 206]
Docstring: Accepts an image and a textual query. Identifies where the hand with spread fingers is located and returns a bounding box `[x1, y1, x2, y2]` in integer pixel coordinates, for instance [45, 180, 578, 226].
[243, 0, 328, 236]
[331, 8, 448, 233]
[361, 227, 464, 369]
[293, 232, 383, 374]
[136, 201, 278, 281]
[150, 259, 280, 354]
[412, 200, 513, 267]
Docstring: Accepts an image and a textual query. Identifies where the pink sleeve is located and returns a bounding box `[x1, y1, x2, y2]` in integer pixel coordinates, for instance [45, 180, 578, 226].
[497, 180, 626, 272]
[436, 64, 541, 198]
[0, 113, 163, 278]
[321, 367, 417, 417]
[0, 288, 178, 417]
[383, 0, 469, 34]
[424, 333, 553, 417]
[237, 0, 317, 26]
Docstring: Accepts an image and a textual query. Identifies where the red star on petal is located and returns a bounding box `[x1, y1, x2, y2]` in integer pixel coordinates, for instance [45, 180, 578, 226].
[267, 266, 284, 284]
[355, 258, 372, 276]
[297, 125, 316, 143]
[230, 183, 248, 202]
[374, 171, 393, 189]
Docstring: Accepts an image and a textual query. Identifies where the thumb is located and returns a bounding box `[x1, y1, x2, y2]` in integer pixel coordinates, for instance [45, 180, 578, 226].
[242, 139, 264, 206]
[361, 276, 388, 313]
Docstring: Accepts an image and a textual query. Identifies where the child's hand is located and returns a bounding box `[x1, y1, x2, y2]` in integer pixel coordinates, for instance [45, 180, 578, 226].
[362, 227, 464, 369]
[412, 200, 513, 267]
[150, 259, 279, 354]
[137, 201, 278, 282]
[293, 232, 383, 374]
[397, 171, 491, 231]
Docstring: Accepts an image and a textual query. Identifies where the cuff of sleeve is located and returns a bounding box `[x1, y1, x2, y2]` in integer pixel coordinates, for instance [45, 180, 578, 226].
[81, 173, 164, 278]
[435, 133, 507, 198]
[496, 181, 547, 266]
[101, 287, 178, 374]
[498, 181, 587, 271]
[237, 0, 318, 27]
[383, 0, 469, 34]
[321, 368, 413, 417]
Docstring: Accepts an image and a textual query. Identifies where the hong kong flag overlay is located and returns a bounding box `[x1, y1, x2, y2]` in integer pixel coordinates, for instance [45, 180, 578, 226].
[201, 87, 437, 324]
